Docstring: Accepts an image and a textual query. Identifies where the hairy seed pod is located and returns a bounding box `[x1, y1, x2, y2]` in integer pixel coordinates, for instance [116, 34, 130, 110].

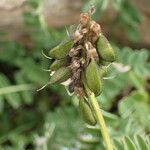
[85, 58, 102, 96]
[79, 97, 97, 125]
[50, 59, 66, 71]
[97, 34, 115, 62]
[49, 39, 74, 59]
[50, 67, 72, 84]
[80, 13, 90, 27]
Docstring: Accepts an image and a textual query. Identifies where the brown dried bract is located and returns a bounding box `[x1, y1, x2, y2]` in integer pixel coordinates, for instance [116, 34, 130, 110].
[90, 20, 101, 36]
[80, 13, 90, 27]
[74, 85, 85, 97]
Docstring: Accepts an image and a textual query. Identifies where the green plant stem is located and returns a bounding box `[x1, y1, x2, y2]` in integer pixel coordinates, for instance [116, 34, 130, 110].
[85, 86, 113, 150]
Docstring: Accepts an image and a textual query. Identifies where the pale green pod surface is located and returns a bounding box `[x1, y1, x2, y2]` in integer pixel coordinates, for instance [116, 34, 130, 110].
[49, 39, 74, 59]
[50, 67, 71, 84]
[50, 59, 66, 71]
[85, 58, 102, 96]
[79, 97, 97, 126]
[97, 34, 115, 62]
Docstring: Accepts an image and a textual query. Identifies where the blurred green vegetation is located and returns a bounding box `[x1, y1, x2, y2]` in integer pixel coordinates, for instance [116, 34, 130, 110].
[0, 0, 149, 149]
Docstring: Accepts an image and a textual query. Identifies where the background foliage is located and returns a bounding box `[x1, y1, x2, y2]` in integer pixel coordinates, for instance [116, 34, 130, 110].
[0, 0, 149, 149]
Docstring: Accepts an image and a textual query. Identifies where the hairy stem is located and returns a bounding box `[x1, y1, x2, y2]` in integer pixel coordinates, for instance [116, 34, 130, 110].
[85, 86, 113, 150]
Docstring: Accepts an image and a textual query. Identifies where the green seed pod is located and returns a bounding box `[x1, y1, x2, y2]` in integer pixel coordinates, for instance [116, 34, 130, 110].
[85, 58, 102, 96]
[50, 67, 71, 84]
[49, 39, 74, 59]
[79, 97, 97, 126]
[97, 34, 115, 62]
[50, 59, 67, 71]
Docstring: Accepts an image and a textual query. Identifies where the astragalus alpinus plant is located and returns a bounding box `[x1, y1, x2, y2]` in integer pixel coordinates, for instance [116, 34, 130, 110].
[48, 7, 115, 150]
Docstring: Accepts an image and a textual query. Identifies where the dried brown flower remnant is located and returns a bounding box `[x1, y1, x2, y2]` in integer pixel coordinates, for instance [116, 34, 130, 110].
[80, 13, 90, 27]
[74, 30, 83, 42]
[74, 84, 85, 97]
[90, 20, 101, 36]
[69, 46, 81, 57]
[85, 42, 98, 59]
